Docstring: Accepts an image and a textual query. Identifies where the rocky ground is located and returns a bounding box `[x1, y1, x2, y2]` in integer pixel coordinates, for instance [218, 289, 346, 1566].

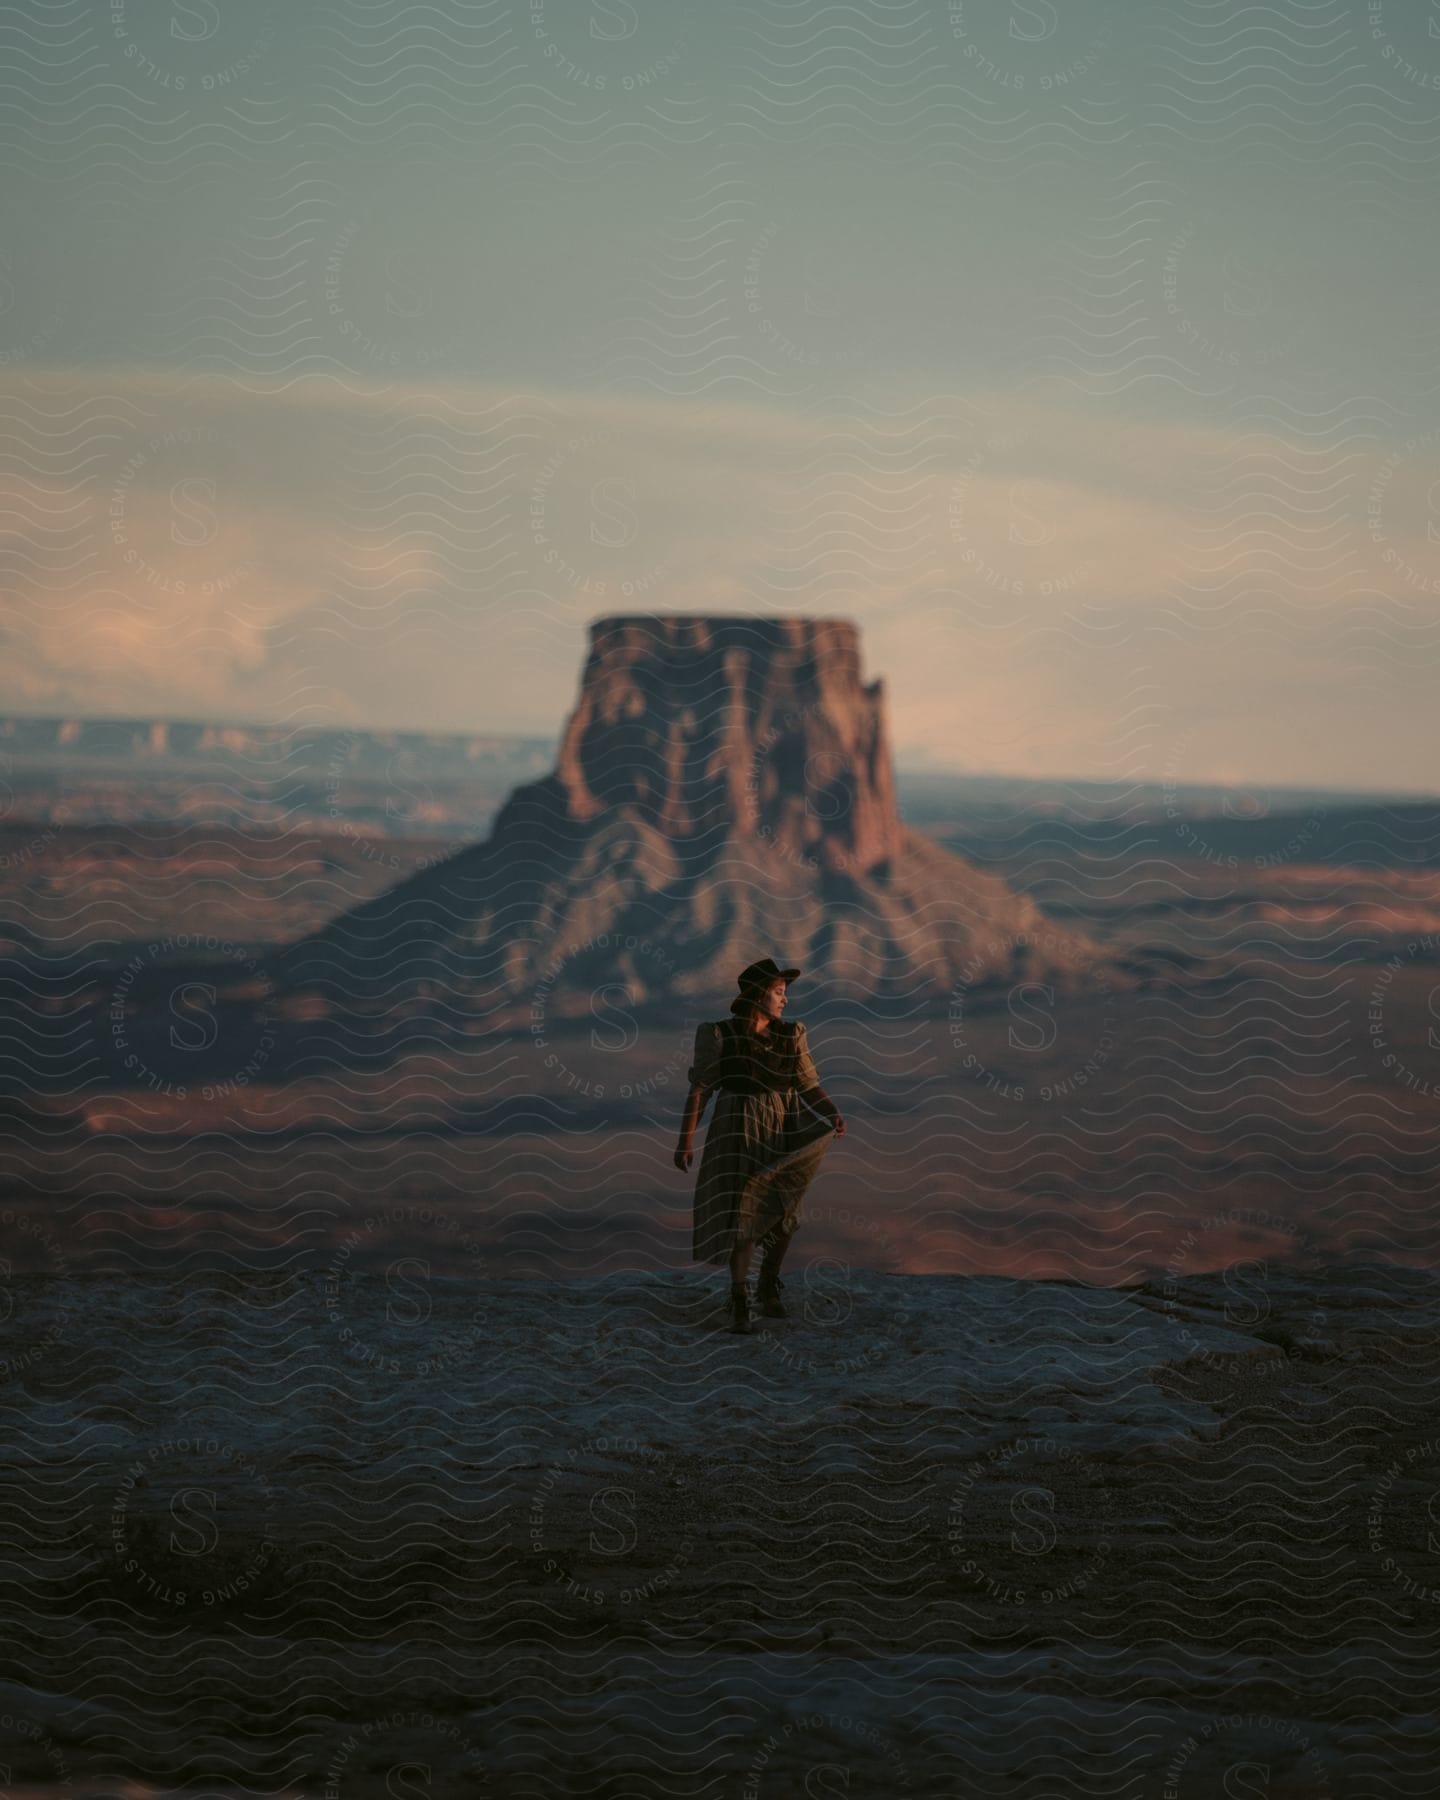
[1, 1261, 1437, 1796]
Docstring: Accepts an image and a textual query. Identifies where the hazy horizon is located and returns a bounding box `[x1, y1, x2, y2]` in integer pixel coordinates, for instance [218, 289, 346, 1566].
[0, 699, 1435, 804]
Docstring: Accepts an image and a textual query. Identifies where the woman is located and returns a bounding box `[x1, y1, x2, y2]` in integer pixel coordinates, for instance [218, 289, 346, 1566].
[673, 957, 846, 1333]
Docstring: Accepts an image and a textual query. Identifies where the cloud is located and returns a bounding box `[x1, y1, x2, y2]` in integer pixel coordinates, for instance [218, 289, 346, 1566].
[0, 367, 1432, 789]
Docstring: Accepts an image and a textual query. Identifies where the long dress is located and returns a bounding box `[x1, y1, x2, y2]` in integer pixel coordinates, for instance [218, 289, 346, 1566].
[687, 1017, 838, 1266]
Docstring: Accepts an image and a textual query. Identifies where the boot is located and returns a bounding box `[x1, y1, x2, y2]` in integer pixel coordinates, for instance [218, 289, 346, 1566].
[755, 1271, 787, 1318]
[727, 1281, 753, 1334]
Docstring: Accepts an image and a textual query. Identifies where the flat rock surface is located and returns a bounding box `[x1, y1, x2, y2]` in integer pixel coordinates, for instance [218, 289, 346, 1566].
[1, 1262, 1437, 1796]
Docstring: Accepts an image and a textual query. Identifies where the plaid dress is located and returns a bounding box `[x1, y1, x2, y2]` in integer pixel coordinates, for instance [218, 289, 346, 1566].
[687, 1017, 837, 1266]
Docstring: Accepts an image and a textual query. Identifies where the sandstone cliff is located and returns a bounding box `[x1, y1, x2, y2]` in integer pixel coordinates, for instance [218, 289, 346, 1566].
[278, 615, 1135, 1019]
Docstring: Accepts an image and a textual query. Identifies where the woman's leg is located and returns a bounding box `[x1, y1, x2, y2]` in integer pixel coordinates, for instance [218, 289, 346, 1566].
[757, 1223, 794, 1285]
[737, 1218, 795, 1286]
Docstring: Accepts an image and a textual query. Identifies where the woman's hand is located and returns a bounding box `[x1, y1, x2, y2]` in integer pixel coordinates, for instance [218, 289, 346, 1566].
[830, 1114, 846, 1138]
[674, 1141, 694, 1171]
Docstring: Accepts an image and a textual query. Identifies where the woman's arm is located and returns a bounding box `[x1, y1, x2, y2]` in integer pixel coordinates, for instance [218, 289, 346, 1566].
[675, 1022, 721, 1169]
[795, 1023, 846, 1135]
[798, 1081, 838, 1121]
[798, 1081, 845, 1134]
[674, 1084, 704, 1170]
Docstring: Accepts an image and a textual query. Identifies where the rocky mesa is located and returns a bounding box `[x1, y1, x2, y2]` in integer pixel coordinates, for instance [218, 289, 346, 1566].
[278, 615, 1139, 1023]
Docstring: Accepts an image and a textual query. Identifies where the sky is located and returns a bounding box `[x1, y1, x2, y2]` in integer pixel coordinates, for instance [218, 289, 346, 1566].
[0, 0, 1437, 792]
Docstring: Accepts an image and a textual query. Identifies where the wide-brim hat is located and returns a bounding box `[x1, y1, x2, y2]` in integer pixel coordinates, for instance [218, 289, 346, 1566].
[732, 956, 801, 1002]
